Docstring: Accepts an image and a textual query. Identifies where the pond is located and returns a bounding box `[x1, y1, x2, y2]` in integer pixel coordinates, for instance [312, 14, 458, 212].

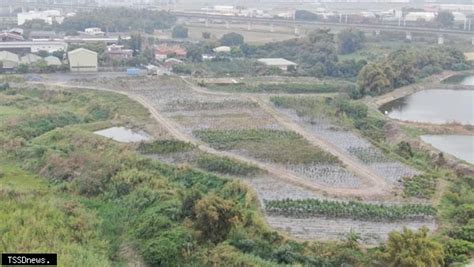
[380, 90, 474, 125]
[442, 75, 474, 86]
[94, 126, 151, 143]
[421, 135, 474, 164]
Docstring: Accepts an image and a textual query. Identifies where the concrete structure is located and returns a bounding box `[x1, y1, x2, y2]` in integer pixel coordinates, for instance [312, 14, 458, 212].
[44, 56, 61, 66]
[0, 51, 20, 69]
[84, 27, 104, 36]
[173, 11, 474, 38]
[213, 46, 231, 53]
[29, 31, 59, 40]
[106, 44, 133, 61]
[0, 41, 67, 53]
[68, 48, 97, 72]
[405, 12, 436, 22]
[0, 31, 24, 42]
[20, 53, 42, 65]
[257, 58, 297, 71]
[17, 10, 64, 25]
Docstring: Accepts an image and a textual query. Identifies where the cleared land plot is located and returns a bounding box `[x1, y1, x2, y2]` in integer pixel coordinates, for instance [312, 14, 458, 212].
[186, 24, 296, 44]
[63, 77, 371, 190]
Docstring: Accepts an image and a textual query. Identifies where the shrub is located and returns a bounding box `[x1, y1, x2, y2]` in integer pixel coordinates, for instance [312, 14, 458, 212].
[194, 194, 241, 243]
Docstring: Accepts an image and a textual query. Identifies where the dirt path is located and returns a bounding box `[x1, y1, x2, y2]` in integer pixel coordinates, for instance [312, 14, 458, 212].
[36, 81, 393, 199]
[249, 95, 389, 191]
[131, 94, 391, 199]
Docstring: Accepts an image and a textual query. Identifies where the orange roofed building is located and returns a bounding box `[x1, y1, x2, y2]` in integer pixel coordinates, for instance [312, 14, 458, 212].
[155, 44, 187, 61]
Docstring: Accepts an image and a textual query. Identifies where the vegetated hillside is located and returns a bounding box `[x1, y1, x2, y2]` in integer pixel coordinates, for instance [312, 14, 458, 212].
[269, 94, 474, 265]
[0, 85, 472, 266]
[0, 86, 372, 266]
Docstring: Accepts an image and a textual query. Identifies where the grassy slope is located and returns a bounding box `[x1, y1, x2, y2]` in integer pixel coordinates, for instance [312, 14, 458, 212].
[0, 162, 112, 266]
[0, 86, 376, 266]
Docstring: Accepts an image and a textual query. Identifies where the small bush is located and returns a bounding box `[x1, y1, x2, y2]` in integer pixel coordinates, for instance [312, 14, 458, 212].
[403, 174, 438, 199]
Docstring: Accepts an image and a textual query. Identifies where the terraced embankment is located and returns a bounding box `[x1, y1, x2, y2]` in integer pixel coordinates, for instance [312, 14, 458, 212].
[32, 75, 436, 243]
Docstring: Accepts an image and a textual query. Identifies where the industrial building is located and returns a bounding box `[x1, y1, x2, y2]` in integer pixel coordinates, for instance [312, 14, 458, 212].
[257, 58, 297, 71]
[68, 48, 98, 72]
[0, 51, 20, 70]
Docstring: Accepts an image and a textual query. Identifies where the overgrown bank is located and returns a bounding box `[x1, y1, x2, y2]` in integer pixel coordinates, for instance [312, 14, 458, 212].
[1, 85, 472, 266]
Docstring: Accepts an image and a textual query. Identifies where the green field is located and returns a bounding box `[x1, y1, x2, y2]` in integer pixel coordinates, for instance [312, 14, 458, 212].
[194, 129, 339, 164]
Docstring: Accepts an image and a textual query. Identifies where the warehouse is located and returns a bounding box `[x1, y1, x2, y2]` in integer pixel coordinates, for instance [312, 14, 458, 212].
[68, 48, 98, 72]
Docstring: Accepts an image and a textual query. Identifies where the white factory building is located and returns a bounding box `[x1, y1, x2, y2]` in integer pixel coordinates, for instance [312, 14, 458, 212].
[68, 48, 98, 72]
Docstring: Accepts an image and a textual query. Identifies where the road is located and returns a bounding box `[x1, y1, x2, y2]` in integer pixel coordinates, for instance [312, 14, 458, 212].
[34, 79, 392, 199]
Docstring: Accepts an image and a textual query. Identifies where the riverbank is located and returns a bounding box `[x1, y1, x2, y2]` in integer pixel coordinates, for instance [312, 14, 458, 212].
[368, 70, 474, 109]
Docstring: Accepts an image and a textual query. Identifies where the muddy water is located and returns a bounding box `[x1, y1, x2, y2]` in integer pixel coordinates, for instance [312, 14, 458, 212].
[94, 126, 150, 143]
[421, 135, 474, 164]
[380, 89, 474, 125]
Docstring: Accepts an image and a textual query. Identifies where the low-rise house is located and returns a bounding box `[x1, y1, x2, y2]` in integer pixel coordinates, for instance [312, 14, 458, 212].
[20, 53, 42, 65]
[106, 44, 133, 61]
[0, 51, 20, 70]
[163, 58, 184, 69]
[68, 48, 98, 72]
[257, 58, 297, 71]
[155, 44, 187, 61]
[44, 56, 62, 66]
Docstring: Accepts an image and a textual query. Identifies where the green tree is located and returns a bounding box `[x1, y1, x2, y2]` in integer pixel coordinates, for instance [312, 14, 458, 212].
[172, 25, 188, 38]
[52, 50, 65, 60]
[219, 32, 244, 46]
[17, 64, 29, 74]
[35, 59, 49, 73]
[193, 194, 240, 243]
[435, 11, 454, 28]
[357, 63, 391, 95]
[337, 28, 365, 54]
[381, 227, 444, 267]
[127, 34, 142, 56]
[186, 46, 203, 62]
[37, 50, 49, 58]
